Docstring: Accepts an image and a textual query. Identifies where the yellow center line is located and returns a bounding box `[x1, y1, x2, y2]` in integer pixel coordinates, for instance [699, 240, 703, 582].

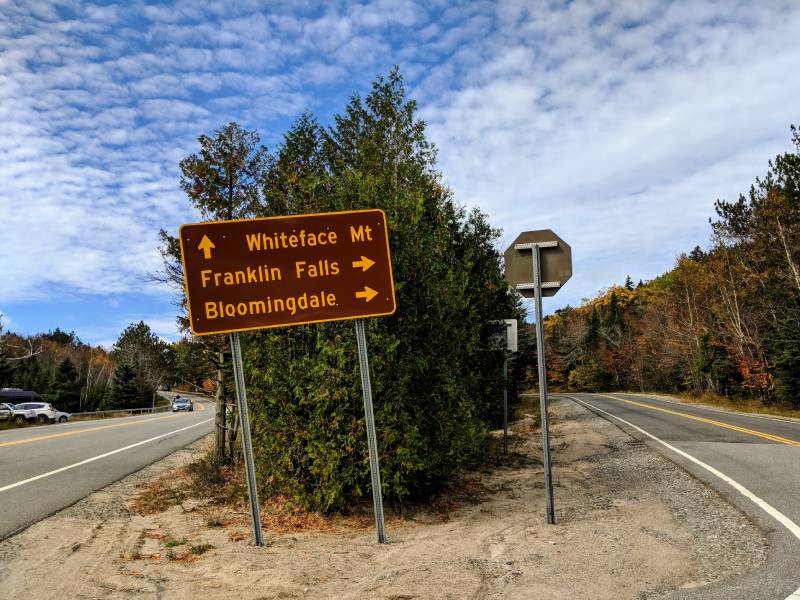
[0, 402, 208, 448]
[598, 394, 800, 446]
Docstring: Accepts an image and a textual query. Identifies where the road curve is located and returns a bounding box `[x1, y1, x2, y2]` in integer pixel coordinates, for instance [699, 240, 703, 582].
[561, 393, 800, 600]
[0, 393, 213, 540]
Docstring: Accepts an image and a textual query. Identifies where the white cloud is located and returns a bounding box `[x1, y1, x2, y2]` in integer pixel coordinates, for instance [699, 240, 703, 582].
[418, 0, 800, 306]
[0, 0, 798, 320]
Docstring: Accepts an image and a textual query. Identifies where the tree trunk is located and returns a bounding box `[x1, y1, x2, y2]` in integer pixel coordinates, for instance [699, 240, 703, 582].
[228, 413, 240, 464]
[214, 349, 227, 466]
[776, 216, 800, 294]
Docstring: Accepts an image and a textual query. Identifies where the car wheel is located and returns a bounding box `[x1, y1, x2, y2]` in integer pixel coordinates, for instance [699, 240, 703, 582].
[36, 414, 49, 424]
[58, 416, 68, 423]
[13, 415, 25, 425]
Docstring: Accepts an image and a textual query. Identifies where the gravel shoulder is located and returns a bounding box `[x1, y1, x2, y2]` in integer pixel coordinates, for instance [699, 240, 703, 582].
[0, 398, 767, 599]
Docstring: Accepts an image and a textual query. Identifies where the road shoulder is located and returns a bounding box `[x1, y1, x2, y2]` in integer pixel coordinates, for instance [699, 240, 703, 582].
[569, 393, 799, 600]
[0, 400, 768, 599]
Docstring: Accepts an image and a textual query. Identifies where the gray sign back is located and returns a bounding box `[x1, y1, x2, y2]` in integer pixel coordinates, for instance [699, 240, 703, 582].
[504, 229, 572, 298]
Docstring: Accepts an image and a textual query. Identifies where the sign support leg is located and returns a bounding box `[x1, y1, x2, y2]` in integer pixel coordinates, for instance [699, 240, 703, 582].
[533, 245, 556, 525]
[354, 319, 386, 544]
[503, 326, 509, 455]
[229, 332, 265, 546]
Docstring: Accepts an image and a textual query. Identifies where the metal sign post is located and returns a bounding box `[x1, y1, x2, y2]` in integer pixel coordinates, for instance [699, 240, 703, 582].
[502, 325, 509, 455]
[494, 319, 516, 455]
[503, 323, 508, 454]
[229, 332, 264, 546]
[354, 319, 386, 543]
[505, 229, 571, 526]
[532, 245, 556, 525]
[179, 209, 398, 545]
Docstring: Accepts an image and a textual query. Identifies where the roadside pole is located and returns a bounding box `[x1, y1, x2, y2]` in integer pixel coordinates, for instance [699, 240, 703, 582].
[502, 325, 509, 455]
[505, 229, 570, 525]
[229, 332, 264, 546]
[532, 244, 556, 525]
[354, 319, 386, 544]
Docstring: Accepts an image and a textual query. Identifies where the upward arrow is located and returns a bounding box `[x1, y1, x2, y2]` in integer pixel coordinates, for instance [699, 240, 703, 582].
[198, 235, 215, 259]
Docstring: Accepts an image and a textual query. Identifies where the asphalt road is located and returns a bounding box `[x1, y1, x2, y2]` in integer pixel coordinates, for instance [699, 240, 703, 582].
[0, 392, 213, 540]
[563, 393, 800, 600]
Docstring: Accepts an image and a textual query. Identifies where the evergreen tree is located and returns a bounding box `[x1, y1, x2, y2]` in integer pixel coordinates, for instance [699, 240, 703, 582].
[113, 321, 171, 403]
[0, 354, 13, 388]
[696, 330, 739, 397]
[48, 358, 81, 412]
[606, 291, 624, 332]
[12, 356, 48, 394]
[770, 315, 800, 407]
[156, 122, 270, 466]
[688, 246, 706, 261]
[106, 363, 140, 409]
[238, 69, 523, 511]
[624, 275, 634, 290]
[43, 328, 80, 347]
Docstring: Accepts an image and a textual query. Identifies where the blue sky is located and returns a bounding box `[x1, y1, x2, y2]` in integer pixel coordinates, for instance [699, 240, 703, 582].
[1, 1, 799, 347]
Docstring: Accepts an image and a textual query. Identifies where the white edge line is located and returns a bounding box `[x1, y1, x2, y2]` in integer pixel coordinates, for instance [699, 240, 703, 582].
[0, 417, 213, 493]
[565, 395, 800, 600]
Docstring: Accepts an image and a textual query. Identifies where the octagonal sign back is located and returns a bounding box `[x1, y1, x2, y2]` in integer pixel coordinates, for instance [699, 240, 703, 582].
[504, 229, 572, 298]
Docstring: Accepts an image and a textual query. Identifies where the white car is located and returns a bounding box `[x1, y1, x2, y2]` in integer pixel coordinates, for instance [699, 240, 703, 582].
[13, 402, 70, 424]
[0, 402, 15, 420]
[171, 397, 194, 412]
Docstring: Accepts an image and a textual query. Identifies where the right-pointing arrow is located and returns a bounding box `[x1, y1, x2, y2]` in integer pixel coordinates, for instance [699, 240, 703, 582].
[352, 256, 375, 271]
[355, 286, 378, 302]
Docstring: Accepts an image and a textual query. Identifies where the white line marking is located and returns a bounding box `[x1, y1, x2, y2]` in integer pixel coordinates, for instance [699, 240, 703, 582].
[566, 395, 800, 600]
[0, 418, 213, 493]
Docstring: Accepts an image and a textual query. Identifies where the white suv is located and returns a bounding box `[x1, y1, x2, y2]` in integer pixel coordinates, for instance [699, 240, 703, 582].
[13, 402, 69, 424]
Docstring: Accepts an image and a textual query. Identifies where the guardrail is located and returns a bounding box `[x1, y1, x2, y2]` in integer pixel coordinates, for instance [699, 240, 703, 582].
[68, 392, 213, 419]
[70, 405, 173, 418]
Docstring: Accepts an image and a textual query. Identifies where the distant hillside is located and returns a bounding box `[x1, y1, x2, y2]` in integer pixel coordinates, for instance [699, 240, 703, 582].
[547, 126, 800, 408]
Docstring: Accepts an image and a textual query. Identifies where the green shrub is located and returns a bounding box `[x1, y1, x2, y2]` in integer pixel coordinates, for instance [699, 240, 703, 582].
[241, 70, 525, 511]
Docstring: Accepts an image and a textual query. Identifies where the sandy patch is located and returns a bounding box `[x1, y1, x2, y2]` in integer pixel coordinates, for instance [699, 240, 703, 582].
[0, 399, 766, 599]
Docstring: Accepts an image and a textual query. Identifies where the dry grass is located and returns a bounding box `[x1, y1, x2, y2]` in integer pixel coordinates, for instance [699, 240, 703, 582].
[129, 445, 509, 538]
[130, 469, 191, 514]
[189, 543, 215, 555]
[131, 454, 360, 534]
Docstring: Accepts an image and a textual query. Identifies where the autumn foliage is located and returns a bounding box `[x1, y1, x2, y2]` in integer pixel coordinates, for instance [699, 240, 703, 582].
[549, 126, 800, 407]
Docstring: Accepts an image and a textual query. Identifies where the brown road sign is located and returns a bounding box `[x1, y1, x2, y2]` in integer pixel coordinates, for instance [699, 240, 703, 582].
[504, 229, 572, 298]
[179, 209, 396, 335]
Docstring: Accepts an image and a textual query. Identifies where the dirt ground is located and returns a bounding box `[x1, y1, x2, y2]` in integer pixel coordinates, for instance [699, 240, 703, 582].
[0, 398, 767, 600]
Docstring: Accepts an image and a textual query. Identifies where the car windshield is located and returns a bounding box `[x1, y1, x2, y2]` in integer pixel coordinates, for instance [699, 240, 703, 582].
[174, 398, 189, 403]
